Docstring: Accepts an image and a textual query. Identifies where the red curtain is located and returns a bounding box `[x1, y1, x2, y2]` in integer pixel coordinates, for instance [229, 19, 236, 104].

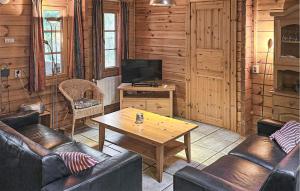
[68, 0, 85, 79]
[92, 0, 104, 80]
[29, 0, 46, 92]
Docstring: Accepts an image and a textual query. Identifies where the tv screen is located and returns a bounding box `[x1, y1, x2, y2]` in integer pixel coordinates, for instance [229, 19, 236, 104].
[122, 59, 162, 83]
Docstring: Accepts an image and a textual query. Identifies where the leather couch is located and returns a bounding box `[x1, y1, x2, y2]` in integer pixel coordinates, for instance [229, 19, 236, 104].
[0, 111, 142, 191]
[174, 119, 300, 191]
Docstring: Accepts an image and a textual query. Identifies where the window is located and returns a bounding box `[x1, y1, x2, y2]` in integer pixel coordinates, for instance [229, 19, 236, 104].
[42, 7, 66, 77]
[104, 12, 118, 68]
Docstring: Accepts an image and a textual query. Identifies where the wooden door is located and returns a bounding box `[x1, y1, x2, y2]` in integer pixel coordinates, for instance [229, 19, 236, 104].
[190, 0, 231, 128]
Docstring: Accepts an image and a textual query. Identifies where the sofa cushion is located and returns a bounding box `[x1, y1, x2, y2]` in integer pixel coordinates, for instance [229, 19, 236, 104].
[52, 141, 110, 164]
[270, 121, 300, 153]
[202, 155, 272, 191]
[17, 124, 72, 149]
[261, 145, 300, 191]
[42, 154, 70, 187]
[74, 98, 100, 109]
[229, 135, 286, 170]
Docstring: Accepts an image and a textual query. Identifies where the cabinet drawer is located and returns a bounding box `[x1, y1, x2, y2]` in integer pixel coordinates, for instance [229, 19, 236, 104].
[122, 100, 146, 110]
[146, 100, 170, 116]
[273, 106, 300, 122]
[273, 95, 299, 109]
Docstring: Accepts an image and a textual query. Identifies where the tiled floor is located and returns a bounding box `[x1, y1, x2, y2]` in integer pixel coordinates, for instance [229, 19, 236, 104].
[73, 119, 245, 191]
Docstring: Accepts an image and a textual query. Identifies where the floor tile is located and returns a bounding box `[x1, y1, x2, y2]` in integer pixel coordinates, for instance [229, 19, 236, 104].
[203, 152, 226, 166]
[164, 156, 200, 175]
[162, 185, 173, 191]
[107, 144, 129, 153]
[192, 123, 220, 135]
[177, 144, 217, 164]
[143, 167, 173, 191]
[194, 135, 232, 152]
[177, 130, 206, 143]
[221, 137, 246, 154]
[102, 146, 121, 157]
[210, 129, 241, 142]
[196, 163, 207, 170]
[73, 134, 98, 148]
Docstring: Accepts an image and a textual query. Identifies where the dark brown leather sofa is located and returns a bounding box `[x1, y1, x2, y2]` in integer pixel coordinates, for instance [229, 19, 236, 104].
[0, 111, 142, 191]
[174, 119, 300, 191]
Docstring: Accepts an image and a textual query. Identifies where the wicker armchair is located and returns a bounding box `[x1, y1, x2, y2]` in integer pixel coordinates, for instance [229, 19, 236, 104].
[59, 79, 104, 138]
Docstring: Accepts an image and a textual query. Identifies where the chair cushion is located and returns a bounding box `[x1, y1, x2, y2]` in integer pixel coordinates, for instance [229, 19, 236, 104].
[229, 135, 286, 170]
[202, 155, 271, 191]
[51, 141, 110, 164]
[270, 121, 300, 153]
[74, 98, 100, 109]
[17, 124, 72, 150]
[58, 152, 99, 174]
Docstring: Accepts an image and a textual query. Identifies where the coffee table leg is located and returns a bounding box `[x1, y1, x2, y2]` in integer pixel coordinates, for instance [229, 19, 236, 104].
[184, 132, 191, 163]
[156, 145, 164, 182]
[99, 124, 105, 151]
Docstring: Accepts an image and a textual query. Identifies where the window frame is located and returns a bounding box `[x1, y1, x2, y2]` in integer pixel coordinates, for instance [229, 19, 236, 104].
[42, 2, 69, 84]
[103, 2, 121, 78]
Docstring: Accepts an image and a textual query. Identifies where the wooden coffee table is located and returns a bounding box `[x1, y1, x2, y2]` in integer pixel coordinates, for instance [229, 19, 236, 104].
[92, 108, 198, 182]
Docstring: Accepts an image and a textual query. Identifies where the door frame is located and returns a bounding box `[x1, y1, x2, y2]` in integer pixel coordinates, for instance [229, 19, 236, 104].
[185, 0, 237, 132]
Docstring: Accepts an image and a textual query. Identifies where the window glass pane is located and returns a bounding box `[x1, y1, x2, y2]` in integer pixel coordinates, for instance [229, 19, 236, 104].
[105, 32, 116, 49]
[43, 10, 62, 30]
[44, 32, 61, 53]
[45, 54, 62, 76]
[105, 50, 116, 68]
[104, 13, 116, 31]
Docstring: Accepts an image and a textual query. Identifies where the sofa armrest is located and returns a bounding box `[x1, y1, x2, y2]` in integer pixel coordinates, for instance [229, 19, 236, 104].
[42, 151, 142, 191]
[257, 119, 285, 137]
[0, 111, 39, 130]
[174, 166, 245, 191]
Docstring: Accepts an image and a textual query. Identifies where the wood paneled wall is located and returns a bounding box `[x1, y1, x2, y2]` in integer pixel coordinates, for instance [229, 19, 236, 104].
[0, 0, 85, 129]
[0, 0, 133, 129]
[134, 0, 188, 117]
[134, 0, 250, 134]
[252, 0, 298, 131]
[237, 0, 254, 135]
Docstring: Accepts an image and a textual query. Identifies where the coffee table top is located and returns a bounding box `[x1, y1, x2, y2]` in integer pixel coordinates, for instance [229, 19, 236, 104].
[92, 108, 198, 145]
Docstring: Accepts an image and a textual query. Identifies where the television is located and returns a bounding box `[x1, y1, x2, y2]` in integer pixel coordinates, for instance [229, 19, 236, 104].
[121, 59, 162, 85]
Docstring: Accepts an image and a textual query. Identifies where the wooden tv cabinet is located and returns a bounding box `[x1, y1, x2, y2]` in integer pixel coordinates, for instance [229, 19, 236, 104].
[118, 83, 175, 117]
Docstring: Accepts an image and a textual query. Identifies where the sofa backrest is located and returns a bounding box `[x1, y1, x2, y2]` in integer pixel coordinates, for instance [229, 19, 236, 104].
[0, 125, 42, 191]
[0, 122, 69, 191]
[261, 144, 300, 191]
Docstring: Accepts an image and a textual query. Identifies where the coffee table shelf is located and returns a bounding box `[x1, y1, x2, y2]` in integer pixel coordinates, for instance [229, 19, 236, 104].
[105, 133, 186, 162]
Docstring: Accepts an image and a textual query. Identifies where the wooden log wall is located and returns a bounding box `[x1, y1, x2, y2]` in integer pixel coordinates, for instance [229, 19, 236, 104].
[134, 0, 251, 134]
[134, 0, 188, 117]
[0, 0, 87, 129]
[0, 0, 90, 130]
[237, 0, 254, 135]
[252, 0, 298, 131]
[0, 0, 134, 129]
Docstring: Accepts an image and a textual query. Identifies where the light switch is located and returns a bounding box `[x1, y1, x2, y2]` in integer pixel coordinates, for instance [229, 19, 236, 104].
[4, 37, 15, 44]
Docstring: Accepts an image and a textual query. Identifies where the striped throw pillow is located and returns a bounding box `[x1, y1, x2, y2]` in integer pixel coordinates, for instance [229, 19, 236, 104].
[57, 152, 99, 174]
[270, 121, 300, 153]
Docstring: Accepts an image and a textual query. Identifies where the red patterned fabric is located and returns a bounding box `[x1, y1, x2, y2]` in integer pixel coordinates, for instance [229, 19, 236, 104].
[270, 121, 300, 153]
[58, 152, 99, 174]
[29, 0, 46, 92]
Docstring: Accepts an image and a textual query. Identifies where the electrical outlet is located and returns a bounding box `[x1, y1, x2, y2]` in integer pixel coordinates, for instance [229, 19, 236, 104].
[252, 65, 260, 74]
[15, 69, 21, 78]
[4, 38, 15, 44]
